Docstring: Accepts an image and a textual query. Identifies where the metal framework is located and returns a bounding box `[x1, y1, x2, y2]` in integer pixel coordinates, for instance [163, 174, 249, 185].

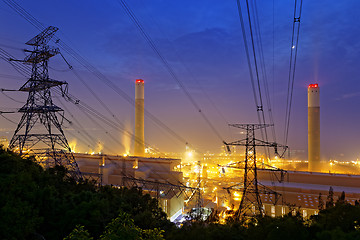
[122, 176, 195, 200]
[107, 157, 199, 207]
[195, 160, 203, 215]
[224, 124, 287, 220]
[8, 26, 82, 180]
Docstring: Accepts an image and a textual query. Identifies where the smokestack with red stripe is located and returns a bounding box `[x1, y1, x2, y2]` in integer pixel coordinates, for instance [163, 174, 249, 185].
[308, 83, 320, 171]
[134, 79, 145, 157]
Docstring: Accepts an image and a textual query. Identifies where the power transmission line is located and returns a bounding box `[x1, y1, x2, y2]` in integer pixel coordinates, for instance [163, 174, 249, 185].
[236, 0, 272, 158]
[118, 0, 225, 143]
[139, 8, 231, 129]
[0, 112, 17, 124]
[0, 45, 164, 156]
[3, 0, 195, 151]
[284, 0, 303, 146]
[252, 0, 277, 144]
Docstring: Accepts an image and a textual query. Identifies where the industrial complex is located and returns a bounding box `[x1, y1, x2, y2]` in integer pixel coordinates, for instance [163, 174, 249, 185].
[1, 11, 359, 224]
[3, 45, 360, 221]
[57, 80, 360, 221]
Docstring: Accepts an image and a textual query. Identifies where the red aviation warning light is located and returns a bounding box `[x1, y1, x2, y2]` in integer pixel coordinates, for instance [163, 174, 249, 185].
[308, 84, 318, 88]
[136, 79, 144, 83]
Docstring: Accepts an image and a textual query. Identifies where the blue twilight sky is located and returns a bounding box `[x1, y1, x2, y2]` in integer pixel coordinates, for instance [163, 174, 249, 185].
[0, 0, 359, 160]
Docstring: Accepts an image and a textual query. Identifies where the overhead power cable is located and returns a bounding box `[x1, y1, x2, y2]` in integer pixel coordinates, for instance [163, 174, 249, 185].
[71, 67, 124, 127]
[1, 89, 24, 104]
[0, 48, 31, 77]
[56, 96, 99, 149]
[0, 45, 162, 155]
[236, 0, 272, 158]
[145, 14, 231, 130]
[3, 0, 43, 30]
[118, 0, 225, 143]
[244, 0, 270, 152]
[284, 0, 303, 146]
[56, 88, 165, 155]
[236, 0, 260, 118]
[56, 34, 192, 149]
[0, 112, 17, 124]
[3, 0, 193, 151]
[252, 0, 277, 144]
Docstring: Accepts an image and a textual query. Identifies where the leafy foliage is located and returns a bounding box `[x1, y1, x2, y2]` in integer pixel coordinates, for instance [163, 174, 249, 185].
[246, 215, 309, 240]
[0, 148, 172, 239]
[64, 225, 93, 240]
[311, 202, 360, 233]
[99, 211, 164, 240]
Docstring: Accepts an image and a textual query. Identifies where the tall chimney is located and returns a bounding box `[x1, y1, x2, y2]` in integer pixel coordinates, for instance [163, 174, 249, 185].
[308, 83, 320, 172]
[134, 79, 145, 157]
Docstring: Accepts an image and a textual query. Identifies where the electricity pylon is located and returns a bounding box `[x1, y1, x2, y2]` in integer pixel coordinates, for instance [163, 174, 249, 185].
[8, 26, 82, 180]
[223, 124, 287, 220]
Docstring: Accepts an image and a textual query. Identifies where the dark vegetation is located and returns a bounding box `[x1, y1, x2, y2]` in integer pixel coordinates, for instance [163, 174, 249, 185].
[2, 148, 360, 239]
[0, 148, 172, 239]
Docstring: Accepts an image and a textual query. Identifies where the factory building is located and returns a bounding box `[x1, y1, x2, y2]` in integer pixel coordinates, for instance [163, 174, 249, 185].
[72, 82, 353, 220]
[260, 171, 360, 217]
[75, 153, 184, 221]
[211, 170, 360, 218]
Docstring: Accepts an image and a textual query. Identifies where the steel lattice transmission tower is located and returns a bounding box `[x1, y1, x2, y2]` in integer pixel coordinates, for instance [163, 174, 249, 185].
[8, 26, 82, 180]
[224, 124, 286, 220]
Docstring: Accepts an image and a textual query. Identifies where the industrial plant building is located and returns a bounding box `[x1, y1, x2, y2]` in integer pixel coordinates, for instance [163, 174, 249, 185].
[75, 153, 185, 221]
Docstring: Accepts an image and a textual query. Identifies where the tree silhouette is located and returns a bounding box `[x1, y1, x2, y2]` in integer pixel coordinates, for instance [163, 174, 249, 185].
[337, 191, 346, 204]
[326, 187, 334, 208]
[318, 193, 324, 210]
